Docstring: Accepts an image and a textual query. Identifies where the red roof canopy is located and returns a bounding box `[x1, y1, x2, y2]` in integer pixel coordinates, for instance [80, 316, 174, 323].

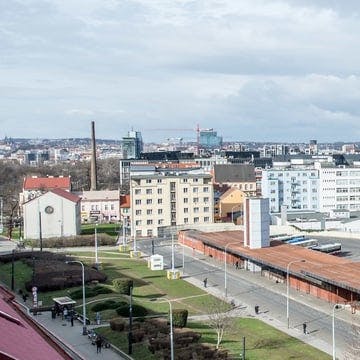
[23, 177, 71, 191]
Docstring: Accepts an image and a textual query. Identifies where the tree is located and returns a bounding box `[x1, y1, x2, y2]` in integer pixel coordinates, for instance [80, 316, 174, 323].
[206, 298, 236, 350]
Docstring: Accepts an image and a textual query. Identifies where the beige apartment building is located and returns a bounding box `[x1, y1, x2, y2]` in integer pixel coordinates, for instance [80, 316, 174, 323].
[130, 173, 214, 237]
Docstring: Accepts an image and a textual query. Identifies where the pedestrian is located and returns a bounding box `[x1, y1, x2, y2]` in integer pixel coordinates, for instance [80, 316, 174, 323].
[22, 293, 28, 302]
[235, 261, 239, 270]
[203, 278, 208, 288]
[96, 335, 103, 353]
[303, 323, 307, 335]
[255, 305, 259, 314]
[70, 313, 74, 326]
[63, 307, 68, 321]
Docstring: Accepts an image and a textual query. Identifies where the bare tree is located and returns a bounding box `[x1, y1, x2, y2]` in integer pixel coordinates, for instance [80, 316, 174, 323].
[206, 298, 236, 349]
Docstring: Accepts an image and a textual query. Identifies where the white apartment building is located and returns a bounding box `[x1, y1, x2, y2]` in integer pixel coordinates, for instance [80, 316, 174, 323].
[130, 173, 214, 237]
[261, 168, 320, 213]
[316, 163, 360, 212]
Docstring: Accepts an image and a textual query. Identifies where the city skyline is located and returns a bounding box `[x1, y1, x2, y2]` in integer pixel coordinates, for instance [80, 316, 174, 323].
[2, 1, 360, 142]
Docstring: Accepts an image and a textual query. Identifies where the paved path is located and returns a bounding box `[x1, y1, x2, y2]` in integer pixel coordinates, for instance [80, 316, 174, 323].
[29, 309, 127, 360]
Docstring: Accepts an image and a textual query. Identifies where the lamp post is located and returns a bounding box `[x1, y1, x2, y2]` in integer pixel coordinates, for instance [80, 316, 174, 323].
[66, 260, 87, 335]
[224, 241, 239, 298]
[332, 303, 351, 360]
[94, 223, 99, 267]
[286, 259, 305, 328]
[128, 285, 133, 355]
[151, 298, 174, 360]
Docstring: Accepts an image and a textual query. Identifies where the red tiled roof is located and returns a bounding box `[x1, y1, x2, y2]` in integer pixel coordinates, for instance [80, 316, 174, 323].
[51, 188, 80, 203]
[0, 286, 72, 360]
[23, 177, 71, 191]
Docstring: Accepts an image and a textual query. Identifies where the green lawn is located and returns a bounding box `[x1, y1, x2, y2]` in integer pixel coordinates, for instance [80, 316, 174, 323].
[81, 223, 120, 237]
[0, 250, 331, 359]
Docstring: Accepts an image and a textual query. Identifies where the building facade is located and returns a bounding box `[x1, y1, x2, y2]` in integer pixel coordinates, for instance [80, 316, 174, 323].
[261, 168, 320, 213]
[130, 173, 214, 237]
[122, 130, 143, 159]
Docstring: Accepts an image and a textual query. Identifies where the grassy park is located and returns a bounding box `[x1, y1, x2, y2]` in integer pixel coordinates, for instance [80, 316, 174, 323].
[0, 249, 331, 359]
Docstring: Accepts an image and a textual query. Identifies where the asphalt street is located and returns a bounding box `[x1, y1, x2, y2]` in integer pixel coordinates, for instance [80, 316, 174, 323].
[138, 237, 359, 360]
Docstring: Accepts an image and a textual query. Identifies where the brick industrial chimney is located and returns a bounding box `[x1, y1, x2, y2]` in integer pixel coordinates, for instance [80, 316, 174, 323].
[90, 121, 97, 191]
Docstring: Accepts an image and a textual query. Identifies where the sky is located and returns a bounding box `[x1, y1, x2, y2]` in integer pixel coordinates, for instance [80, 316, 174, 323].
[2, 0, 360, 143]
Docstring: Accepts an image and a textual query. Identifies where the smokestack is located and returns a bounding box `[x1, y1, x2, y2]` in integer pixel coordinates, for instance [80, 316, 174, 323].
[90, 121, 97, 191]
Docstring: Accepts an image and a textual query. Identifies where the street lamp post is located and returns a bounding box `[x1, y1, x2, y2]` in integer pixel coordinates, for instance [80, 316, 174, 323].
[151, 298, 174, 360]
[94, 223, 99, 267]
[332, 303, 351, 360]
[66, 260, 87, 335]
[224, 241, 239, 298]
[286, 259, 305, 328]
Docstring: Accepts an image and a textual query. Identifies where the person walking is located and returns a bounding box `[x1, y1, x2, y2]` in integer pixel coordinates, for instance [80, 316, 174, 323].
[303, 323, 307, 335]
[203, 278, 208, 288]
[235, 261, 239, 270]
[96, 335, 103, 353]
[70, 312, 74, 326]
[255, 305, 259, 314]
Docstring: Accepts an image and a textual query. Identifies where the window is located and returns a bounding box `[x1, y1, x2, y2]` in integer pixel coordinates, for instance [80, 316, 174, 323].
[204, 216, 210, 222]
[204, 197, 209, 203]
[194, 217, 199, 223]
[147, 209, 152, 215]
[157, 179, 162, 183]
[158, 199, 163, 204]
[184, 198, 189, 203]
[136, 230, 142, 237]
[193, 187, 198, 193]
[147, 229, 153, 236]
[184, 208, 189, 213]
[135, 220, 142, 226]
[147, 219, 153, 225]
[147, 199, 152, 205]
[203, 187, 209, 193]
[158, 209, 163, 215]
[146, 189, 152, 194]
[158, 219, 164, 225]
[193, 178, 199, 183]
[135, 210, 141, 215]
[135, 189, 141, 195]
[157, 188, 162, 194]
[135, 199, 141, 205]
[194, 207, 199, 213]
[104, 205, 108, 210]
[81, 205, 85, 211]
[204, 207, 209, 212]
[184, 217, 189, 224]
[183, 188, 188, 193]
[111, 204, 114, 210]
[193, 197, 199, 203]
[146, 179, 152, 183]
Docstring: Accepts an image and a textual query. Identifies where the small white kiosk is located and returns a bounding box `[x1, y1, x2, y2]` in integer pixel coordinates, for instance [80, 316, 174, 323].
[148, 254, 164, 270]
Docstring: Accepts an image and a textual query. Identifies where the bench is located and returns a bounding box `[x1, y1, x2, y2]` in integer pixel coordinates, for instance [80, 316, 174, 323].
[76, 313, 90, 325]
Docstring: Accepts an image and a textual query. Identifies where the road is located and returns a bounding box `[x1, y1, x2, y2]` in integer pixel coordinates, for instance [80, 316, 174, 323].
[138, 237, 358, 359]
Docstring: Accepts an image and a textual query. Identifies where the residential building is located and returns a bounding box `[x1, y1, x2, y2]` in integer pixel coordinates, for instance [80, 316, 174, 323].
[261, 168, 320, 213]
[213, 164, 257, 197]
[130, 172, 213, 237]
[75, 190, 120, 223]
[218, 187, 246, 223]
[316, 163, 360, 212]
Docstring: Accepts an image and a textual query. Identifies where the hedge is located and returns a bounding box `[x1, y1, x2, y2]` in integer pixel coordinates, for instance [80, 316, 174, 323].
[116, 304, 148, 318]
[91, 300, 128, 312]
[109, 318, 125, 331]
[171, 309, 188, 328]
[112, 278, 133, 295]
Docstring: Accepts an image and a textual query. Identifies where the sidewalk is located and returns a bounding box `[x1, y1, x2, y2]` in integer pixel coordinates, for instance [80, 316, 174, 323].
[182, 246, 360, 360]
[27, 308, 128, 360]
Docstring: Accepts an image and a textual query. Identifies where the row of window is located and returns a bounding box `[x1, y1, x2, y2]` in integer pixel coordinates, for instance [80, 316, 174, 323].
[134, 207, 210, 216]
[142, 178, 202, 185]
[134, 197, 210, 205]
[134, 186, 210, 195]
[83, 204, 116, 211]
[135, 216, 211, 226]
